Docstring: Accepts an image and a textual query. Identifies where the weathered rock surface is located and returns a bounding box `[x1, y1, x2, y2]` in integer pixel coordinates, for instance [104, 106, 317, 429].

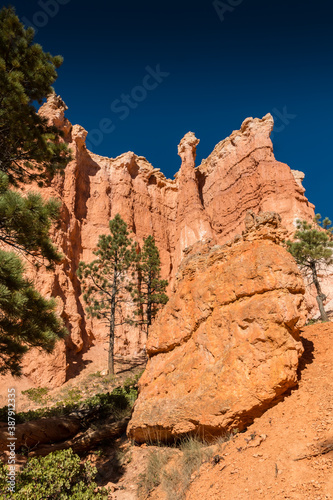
[127, 213, 307, 443]
[2, 95, 315, 388]
[185, 322, 333, 500]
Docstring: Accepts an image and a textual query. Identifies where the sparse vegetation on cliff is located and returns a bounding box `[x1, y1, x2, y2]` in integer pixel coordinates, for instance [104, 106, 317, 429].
[0, 376, 139, 426]
[137, 436, 220, 500]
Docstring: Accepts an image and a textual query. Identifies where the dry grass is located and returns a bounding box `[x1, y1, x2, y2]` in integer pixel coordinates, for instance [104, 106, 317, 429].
[137, 435, 218, 500]
[162, 436, 214, 499]
[137, 448, 171, 498]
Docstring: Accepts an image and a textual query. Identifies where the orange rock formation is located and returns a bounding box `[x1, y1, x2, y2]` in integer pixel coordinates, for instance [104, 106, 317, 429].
[127, 213, 307, 443]
[5, 95, 315, 387]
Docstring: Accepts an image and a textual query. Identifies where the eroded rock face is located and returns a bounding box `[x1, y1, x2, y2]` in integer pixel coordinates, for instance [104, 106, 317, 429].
[10, 96, 315, 387]
[127, 214, 307, 443]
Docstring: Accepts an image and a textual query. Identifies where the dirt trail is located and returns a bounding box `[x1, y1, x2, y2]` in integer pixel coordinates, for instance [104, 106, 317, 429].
[185, 322, 333, 500]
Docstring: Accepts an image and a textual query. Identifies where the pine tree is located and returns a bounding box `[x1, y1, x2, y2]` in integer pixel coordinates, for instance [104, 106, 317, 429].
[0, 250, 66, 376]
[132, 235, 168, 337]
[77, 215, 137, 375]
[286, 215, 333, 322]
[0, 6, 70, 186]
[0, 172, 62, 266]
[0, 7, 71, 375]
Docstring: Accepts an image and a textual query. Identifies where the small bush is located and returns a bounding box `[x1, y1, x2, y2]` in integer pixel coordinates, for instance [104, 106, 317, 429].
[21, 387, 49, 405]
[182, 436, 212, 468]
[162, 466, 184, 500]
[88, 371, 103, 379]
[0, 448, 109, 499]
[305, 317, 321, 326]
[56, 387, 82, 405]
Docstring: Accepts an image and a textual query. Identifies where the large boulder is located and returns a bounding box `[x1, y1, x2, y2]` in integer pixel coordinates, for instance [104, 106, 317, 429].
[127, 213, 307, 443]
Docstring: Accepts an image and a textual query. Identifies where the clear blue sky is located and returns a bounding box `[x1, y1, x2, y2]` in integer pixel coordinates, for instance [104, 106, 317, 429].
[8, 0, 333, 221]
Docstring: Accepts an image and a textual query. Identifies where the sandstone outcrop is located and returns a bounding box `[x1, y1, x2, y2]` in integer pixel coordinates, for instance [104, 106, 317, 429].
[1, 95, 315, 388]
[127, 213, 307, 443]
[174, 132, 213, 269]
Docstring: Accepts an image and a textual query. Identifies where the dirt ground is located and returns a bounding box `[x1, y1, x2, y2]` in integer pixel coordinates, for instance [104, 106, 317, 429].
[91, 322, 333, 500]
[185, 322, 333, 500]
[1, 322, 332, 500]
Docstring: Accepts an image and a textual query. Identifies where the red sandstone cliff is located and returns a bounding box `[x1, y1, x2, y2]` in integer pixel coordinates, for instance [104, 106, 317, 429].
[2, 95, 316, 388]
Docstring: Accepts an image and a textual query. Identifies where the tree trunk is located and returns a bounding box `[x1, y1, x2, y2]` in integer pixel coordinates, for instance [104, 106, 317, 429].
[147, 282, 152, 338]
[108, 269, 117, 375]
[311, 261, 329, 322]
[316, 295, 328, 322]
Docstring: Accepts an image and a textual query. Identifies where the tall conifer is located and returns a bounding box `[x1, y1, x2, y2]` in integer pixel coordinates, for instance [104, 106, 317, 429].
[77, 215, 137, 375]
[132, 236, 168, 337]
[0, 7, 70, 375]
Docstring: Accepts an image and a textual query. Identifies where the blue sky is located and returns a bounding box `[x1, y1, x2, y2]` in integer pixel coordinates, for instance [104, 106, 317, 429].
[8, 0, 333, 221]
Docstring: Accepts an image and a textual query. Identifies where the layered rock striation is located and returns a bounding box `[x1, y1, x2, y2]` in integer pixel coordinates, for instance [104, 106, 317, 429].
[8, 95, 315, 386]
[127, 213, 307, 443]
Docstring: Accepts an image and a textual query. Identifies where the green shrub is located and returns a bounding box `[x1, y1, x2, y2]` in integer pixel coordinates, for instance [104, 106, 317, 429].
[0, 378, 138, 424]
[57, 388, 82, 405]
[21, 387, 49, 405]
[0, 448, 109, 499]
[305, 317, 321, 326]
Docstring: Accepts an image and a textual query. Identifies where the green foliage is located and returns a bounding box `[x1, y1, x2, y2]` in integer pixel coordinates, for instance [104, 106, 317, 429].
[132, 235, 168, 335]
[0, 249, 67, 376]
[315, 213, 333, 235]
[286, 214, 333, 321]
[77, 215, 137, 321]
[21, 387, 49, 405]
[0, 448, 109, 499]
[0, 378, 138, 424]
[0, 6, 71, 187]
[286, 216, 333, 268]
[54, 387, 83, 407]
[77, 214, 137, 374]
[0, 6, 71, 376]
[0, 172, 62, 266]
